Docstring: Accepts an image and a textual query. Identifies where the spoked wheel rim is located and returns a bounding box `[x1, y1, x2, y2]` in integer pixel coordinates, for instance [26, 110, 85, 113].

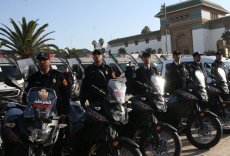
[190, 117, 217, 144]
[143, 131, 177, 156]
[89, 143, 141, 156]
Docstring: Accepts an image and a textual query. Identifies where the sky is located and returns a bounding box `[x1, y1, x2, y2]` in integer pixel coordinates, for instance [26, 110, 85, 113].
[1, 0, 230, 51]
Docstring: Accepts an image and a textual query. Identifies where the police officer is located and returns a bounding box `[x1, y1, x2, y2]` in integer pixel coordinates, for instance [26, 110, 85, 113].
[134, 51, 157, 95]
[25, 52, 70, 115]
[25, 52, 71, 156]
[165, 51, 190, 130]
[165, 50, 189, 94]
[74, 49, 113, 155]
[79, 49, 113, 107]
[188, 52, 207, 82]
[212, 51, 229, 81]
[188, 52, 209, 104]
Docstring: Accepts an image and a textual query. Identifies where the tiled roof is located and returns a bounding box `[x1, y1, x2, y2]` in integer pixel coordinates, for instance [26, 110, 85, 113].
[155, 0, 229, 17]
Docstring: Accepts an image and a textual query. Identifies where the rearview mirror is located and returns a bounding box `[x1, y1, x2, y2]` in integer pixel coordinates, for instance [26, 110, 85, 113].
[4, 77, 23, 91]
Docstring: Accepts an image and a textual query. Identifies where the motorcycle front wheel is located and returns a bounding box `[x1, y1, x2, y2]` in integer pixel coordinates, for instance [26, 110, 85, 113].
[185, 113, 222, 149]
[140, 125, 181, 156]
[89, 142, 142, 156]
[216, 108, 230, 134]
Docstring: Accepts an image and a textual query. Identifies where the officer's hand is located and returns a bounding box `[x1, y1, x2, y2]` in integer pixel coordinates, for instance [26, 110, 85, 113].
[81, 104, 87, 110]
[60, 114, 67, 124]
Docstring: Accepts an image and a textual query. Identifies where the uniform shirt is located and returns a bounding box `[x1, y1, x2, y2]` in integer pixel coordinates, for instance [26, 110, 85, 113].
[24, 69, 70, 114]
[165, 62, 189, 94]
[188, 62, 207, 83]
[80, 63, 113, 105]
[134, 65, 157, 95]
[212, 60, 229, 81]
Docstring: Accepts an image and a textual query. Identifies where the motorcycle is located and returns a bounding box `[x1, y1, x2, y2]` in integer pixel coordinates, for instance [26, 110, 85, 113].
[207, 67, 230, 134]
[73, 78, 142, 156]
[1, 78, 65, 156]
[167, 70, 222, 149]
[123, 75, 182, 156]
[0, 95, 24, 156]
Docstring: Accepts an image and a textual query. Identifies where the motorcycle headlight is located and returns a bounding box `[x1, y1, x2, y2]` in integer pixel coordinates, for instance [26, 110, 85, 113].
[154, 99, 167, 112]
[29, 128, 52, 143]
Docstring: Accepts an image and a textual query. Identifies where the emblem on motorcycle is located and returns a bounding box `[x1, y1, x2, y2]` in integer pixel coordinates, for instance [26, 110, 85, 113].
[38, 89, 49, 100]
[53, 78, 56, 83]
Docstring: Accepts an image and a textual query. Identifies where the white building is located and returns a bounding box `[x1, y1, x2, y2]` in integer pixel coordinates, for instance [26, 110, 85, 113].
[108, 0, 230, 55]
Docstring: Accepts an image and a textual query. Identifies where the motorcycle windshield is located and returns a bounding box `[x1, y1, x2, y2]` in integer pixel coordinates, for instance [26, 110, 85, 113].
[150, 75, 165, 95]
[195, 70, 206, 87]
[108, 79, 126, 104]
[25, 87, 57, 118]
[217, 68, 227, 82]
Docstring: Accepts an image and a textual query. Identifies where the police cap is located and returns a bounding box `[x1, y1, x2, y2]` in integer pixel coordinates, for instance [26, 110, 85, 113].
[36, 52, 50, 60]
[215, 51, 223, 55]
[92, 49, 103, 55]
[192, 51, 203, 57]
[172, 51, 182, 55]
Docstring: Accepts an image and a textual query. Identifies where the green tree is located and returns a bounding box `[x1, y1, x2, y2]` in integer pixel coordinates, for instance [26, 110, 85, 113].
[145, 48, 152, 53]
[65, 47, 91, 57]
[141, 26, 151, 34]
[221, 30, 230, 48]
[0, 17, 58, 58]
[118, 48, 126, 54]
[158, 48, 163, 54]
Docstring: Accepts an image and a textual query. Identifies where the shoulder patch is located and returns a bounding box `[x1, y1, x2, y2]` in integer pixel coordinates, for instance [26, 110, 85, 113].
[63, 79, 68, 86]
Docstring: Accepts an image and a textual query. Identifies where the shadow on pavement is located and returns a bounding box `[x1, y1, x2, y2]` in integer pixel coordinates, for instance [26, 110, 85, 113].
[182, 148, 209, 156]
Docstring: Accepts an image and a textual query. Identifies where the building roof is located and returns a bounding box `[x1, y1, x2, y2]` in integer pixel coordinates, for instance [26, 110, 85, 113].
[155, 0, 229, 17]
[108, 30, 161, 45]
[192, 15, 230, 30]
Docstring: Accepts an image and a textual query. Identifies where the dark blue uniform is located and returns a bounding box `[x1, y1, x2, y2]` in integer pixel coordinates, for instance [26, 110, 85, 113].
[165, 62, 189, 94]
[25, 69, 70, 114]
[134, 65, 157, 95]
[212, 60, 229, 81]
[80, 63, 113, 105]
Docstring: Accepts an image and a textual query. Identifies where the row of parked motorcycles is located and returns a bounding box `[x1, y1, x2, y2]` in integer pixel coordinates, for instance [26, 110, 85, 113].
[0, 66, 229, 156]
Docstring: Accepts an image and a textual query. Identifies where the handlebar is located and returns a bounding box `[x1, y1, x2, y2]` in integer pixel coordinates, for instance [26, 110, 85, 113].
[91, 85, 106, 95]
[136, 81, 153, 90]
[0, 95, 26, 107]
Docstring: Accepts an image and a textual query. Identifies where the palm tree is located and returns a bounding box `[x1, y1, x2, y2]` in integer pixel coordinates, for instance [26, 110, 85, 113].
[0, 17, 58, 58]
[221, 30, 230, 48]
[118, 48, 126, 54]
[99, 38, 104, 47]
[92, 40, 97, 49]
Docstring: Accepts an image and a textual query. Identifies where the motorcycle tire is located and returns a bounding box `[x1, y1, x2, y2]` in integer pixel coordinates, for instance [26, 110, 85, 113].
[89, 142, 142, 156]
[185, 113, 222, 149]
[216, 109, 230, 134]
[140, 126, 181, 156]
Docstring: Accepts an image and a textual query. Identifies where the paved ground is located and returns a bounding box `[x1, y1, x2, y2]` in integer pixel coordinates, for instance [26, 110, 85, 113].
[181, 134, 230, 156]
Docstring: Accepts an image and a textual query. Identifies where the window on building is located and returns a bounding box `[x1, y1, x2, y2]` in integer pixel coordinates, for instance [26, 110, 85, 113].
[135, 40, 138, 45]
[210, 12, 218, 19]
[146, 39, 149, 44]
[125, 42, 128, 47]
[157, 36, 161, 42]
